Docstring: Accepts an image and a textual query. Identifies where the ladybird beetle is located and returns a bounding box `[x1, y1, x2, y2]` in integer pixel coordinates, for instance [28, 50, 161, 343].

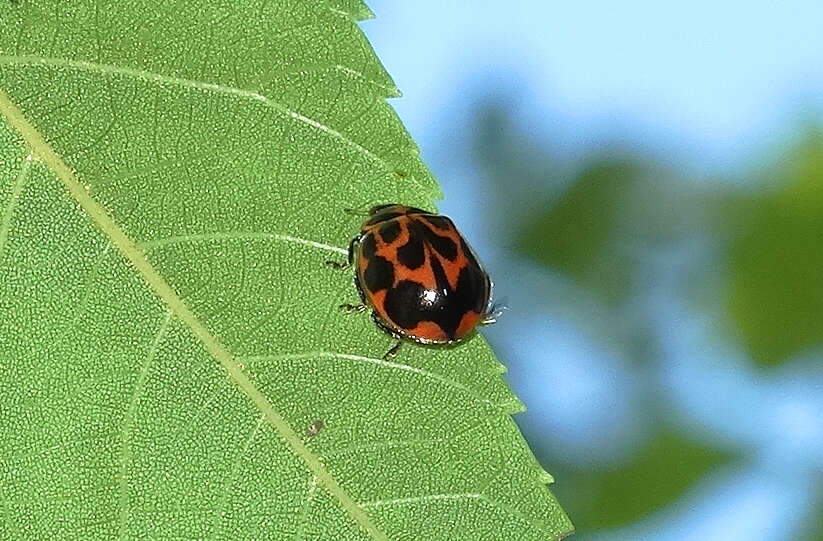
[329, 204, 500, 358]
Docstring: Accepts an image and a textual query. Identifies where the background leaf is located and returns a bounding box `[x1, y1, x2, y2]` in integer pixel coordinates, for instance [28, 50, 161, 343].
[0, 1, 571, 539]
[725, 131, 823, 367]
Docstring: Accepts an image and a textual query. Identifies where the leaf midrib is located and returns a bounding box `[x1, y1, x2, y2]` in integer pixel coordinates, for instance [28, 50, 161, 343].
[0, 88, 389, 541]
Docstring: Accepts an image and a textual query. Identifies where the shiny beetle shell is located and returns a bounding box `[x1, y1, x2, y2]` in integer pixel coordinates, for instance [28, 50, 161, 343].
[351, 204, 494, 344]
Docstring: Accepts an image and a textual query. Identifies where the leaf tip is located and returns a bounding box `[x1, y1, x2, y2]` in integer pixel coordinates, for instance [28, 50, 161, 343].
[507, 397, 527, 415]
[539, 469, 555, 484]
[358, 4, 376, 21]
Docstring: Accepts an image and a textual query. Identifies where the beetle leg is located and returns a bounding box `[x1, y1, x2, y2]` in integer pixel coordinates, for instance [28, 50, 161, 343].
[368, 312, 403, 358]
[383, 340, 402, 359]
[339, 303, 367, 313]
[481, 285, 507, 325]
[481, 303, 507, 325]
[325, 234, 360, 269]
[346, 234, 360, 266]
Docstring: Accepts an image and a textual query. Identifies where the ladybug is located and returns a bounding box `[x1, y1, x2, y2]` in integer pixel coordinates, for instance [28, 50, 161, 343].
[328, 204, 501, 358]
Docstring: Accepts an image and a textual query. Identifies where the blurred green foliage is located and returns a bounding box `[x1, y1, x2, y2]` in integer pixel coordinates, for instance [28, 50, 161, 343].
[471, 102, 823, 536]
[727, 131, 823, 366]
[812, 493, 823, 541]
[515, 158, 692, 304]
[517, 160, 640, 303]
[551, 432, 735, 531]
[488, 105, 823, 369]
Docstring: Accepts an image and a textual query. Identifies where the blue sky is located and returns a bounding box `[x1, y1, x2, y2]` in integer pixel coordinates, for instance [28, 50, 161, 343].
[364, 0, 823, 174]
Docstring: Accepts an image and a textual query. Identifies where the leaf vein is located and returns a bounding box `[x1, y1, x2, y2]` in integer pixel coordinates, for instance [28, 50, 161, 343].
[140, 231, 348, 255]
[292, 476, 318, 541]
[118, 309, 173, 540]
[0, 481, 20, 537]
[211, 414, 266, 540]
[0, 89, 389, 541]
[324, 418, 489, 459]
[0, 54, 410, 184]
[361, 492, 481, 508]
[246, 352, 502, 410]
[67, 243, 112, 328]
[0, 154, 32, 261]
[361, 493, 554, 537]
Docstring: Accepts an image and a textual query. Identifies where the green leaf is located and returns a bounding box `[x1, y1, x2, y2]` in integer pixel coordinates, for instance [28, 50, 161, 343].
[726, 131, 823, 367]
[0, 2, 571, 539]
[546, 431, 736, 533]
[516, 160, 641, 303]
[513, 156, 693, 307]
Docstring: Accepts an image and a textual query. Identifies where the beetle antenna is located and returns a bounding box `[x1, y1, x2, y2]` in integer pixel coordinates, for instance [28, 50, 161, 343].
[343, 206, 372, 216]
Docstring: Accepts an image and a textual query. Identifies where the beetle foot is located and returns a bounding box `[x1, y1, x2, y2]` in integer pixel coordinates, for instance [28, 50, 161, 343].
[339, 303, 367, 313]
[482, 303, 508, 325]
[325, 260, 350, 270]
[382, 340, 402, 359]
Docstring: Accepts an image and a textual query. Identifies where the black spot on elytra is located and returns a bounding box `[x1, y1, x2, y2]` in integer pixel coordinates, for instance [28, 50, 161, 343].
[424, 228, 457, 261]
[421, 215, 452, 231]
[458, 258, 491, 313]
[408, 219, 457, 262]
[397, 234, 425, 269]
[382, 280, 426, 330]
[458, 236, 480, 268]
[360, 233, 377, 259]
[379, 220, 401, 244]
[455, 236, 490, 313]
[364, 255, 394, 293]
[383, 254, 489, 341]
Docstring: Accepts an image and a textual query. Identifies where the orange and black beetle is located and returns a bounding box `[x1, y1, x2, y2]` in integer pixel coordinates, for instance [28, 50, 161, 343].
[330, 204, 500, 357]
